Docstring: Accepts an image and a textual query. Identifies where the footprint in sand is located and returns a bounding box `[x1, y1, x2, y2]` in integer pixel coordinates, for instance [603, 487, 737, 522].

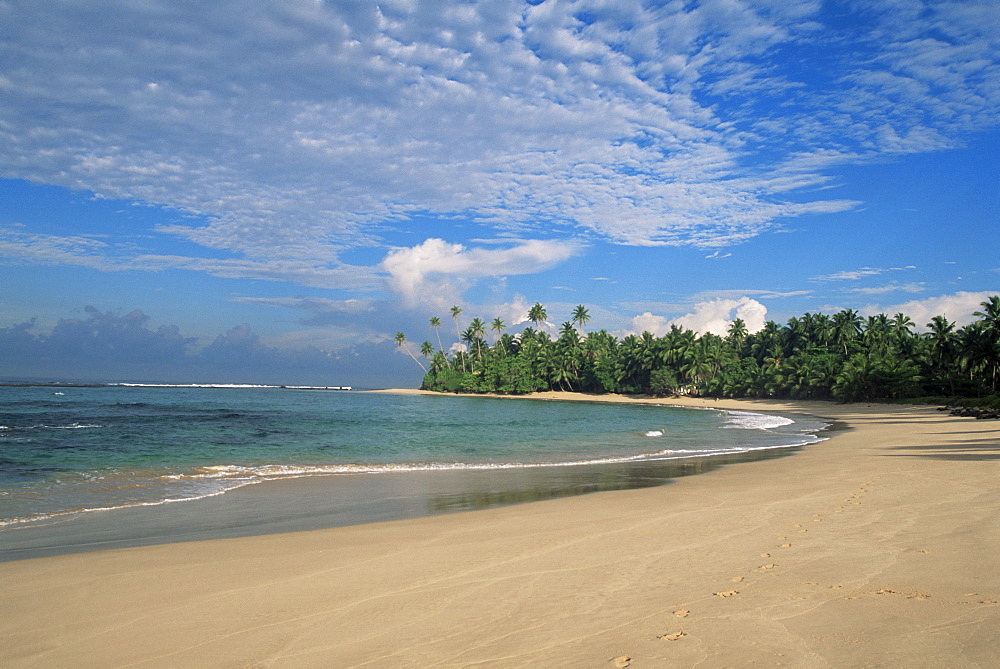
[778, 543, 792, 548]
[715, 590, 739, 597]
[731, 576, 745, 583]
[673, 609, 690, 618]
[659, 631, 686, 642]
[760, 553, 771, 558]
[756, 563, 778, 571]
[614, 655, 631, 668]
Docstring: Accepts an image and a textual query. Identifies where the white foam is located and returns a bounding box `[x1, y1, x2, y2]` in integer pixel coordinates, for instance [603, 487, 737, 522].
[0, 480, 262, 528]
[645, 430, 664, 437]
[723, 410, 795, 431]
[112, 383, 352, 390]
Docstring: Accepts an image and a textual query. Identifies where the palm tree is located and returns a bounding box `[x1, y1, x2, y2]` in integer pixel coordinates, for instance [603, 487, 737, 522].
[891, 312, 914, 336]
[490, 317, 507, 354]
[891, 312, 915, 355]
[420, 341, 435, 360]
[450, 306, 465, 372]
[528, 302, 547, 331]
[832, 309, 862, 357]
[926, 315, 956, 395]
[449, 306, 463, 340]
[429, 316, 444, 352]
[571, 305, 590, 334]
[973, 296, 1000, 391]
[460, 326, 477, 367]
[973, 296, 1000, 332]
[727, 317, 748, 354]
[469, 317, 487, 362]
[394, 332, 426, 372]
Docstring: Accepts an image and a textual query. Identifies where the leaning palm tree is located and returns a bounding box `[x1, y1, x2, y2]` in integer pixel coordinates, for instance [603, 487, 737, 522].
[429, 316, 444, 352]
[449, 306, 465, 372]
[420, 340, 435, 360]
[394, 332, 426, 372]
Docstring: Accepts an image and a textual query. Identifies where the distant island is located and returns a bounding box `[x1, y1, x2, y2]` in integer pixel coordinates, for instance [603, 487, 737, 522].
[397, 296, 1000, 413]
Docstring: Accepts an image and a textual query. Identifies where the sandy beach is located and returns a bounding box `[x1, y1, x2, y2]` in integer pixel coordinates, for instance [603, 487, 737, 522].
[2, 392, 999, 667]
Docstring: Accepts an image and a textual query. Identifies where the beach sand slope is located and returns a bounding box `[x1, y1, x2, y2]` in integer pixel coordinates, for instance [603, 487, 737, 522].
[2, 395, 999, 667]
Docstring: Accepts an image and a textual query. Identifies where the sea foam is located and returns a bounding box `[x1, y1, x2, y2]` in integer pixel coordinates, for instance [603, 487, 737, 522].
[723, 410, 795, 431]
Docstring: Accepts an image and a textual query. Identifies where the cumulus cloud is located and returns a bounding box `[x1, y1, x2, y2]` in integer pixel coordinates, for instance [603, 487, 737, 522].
[628, 312, 671, 337]
[381, 238, 580, 308]
[627, 297, 768, 338]
[865, 291, 1000, 330]
[1, 0, 993, 276]
[672, 297, 768, 337]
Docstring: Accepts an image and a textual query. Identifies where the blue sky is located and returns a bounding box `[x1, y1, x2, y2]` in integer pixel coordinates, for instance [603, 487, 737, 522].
[1, 0, 997, 387]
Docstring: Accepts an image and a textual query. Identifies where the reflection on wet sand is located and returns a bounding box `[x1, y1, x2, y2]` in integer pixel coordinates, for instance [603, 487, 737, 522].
[425, 447, 800, 514]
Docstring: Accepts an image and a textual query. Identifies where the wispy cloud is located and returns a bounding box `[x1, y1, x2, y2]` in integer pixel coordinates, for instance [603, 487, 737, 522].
[845, 282, 925, 295]
[811, 266, 917, 282]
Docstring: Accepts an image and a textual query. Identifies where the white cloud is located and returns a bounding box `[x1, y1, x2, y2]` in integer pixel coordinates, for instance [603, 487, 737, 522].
[381, 238, 580, 308]
[866, 291, 1000, 330]
[627, 297, 768, 338]
[846, 282, 925, 295]
[1, 0, 991, 273]
[628, 312, 671, 337]
[811, 266, 918, 282]
[672, 297, 768, 337]
[812, 267, 890, 282]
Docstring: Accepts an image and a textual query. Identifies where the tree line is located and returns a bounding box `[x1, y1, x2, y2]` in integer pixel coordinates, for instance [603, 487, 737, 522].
[395, 296, 1000, 404]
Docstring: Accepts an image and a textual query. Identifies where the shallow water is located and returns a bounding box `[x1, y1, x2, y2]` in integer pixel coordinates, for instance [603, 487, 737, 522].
[0, 385, 828, 556]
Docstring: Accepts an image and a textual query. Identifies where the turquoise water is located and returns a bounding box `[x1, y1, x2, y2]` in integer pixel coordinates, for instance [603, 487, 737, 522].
[0, 385, 828, 528]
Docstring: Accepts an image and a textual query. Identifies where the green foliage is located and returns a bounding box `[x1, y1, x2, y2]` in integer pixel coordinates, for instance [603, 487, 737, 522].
[649, 367, 681, 396]
[415, 295, 1000, 403]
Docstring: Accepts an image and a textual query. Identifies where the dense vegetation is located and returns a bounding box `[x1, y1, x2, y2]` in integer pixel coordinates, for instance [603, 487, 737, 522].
[396, 296, 1000, 405]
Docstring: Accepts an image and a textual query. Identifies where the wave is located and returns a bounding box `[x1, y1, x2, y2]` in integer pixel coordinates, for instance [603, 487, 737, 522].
[112, 383, 352, 390]
[0, 481, 258, 528]
[168, 437, 824, 483]
[0, 422, 103, 432]
[722, 410, 795, 431]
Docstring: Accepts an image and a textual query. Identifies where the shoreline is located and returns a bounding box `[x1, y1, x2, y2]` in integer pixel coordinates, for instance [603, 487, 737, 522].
[0, 391, 823, 561]
[3, 394, 999, 666]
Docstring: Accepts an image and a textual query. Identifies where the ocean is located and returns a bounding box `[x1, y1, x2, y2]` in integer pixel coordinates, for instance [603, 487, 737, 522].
[0, 384, 829, 559]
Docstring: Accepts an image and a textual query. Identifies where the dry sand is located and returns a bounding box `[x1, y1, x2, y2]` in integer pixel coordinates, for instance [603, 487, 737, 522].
[2, 392, 999, 667]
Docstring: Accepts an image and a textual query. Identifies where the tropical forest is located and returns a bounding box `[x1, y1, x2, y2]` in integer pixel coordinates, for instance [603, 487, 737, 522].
[396, 296, 1000, 409]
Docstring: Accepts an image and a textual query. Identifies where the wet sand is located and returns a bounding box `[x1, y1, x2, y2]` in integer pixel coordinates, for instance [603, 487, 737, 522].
[2, 393, 999, 667]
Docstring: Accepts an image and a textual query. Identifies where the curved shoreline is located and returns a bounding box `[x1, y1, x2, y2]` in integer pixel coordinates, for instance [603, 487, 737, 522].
[0, 392, 824, 559]
[0, 384, 823, 540]
[3, 396, 999, 666]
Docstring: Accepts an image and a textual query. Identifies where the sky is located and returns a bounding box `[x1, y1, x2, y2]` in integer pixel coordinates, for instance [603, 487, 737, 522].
[1, 0, 998, 387]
